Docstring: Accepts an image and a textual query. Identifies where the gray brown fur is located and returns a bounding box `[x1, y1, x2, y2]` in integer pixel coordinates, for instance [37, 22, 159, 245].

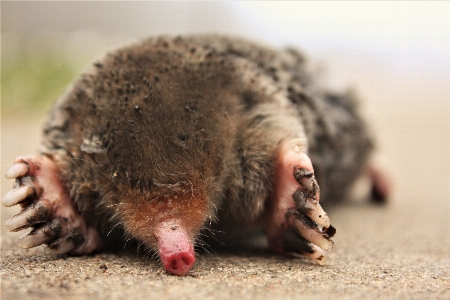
[41, 35, 372, 244]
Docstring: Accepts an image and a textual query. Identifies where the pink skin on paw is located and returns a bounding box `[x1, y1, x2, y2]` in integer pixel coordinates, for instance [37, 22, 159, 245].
[15, 156, 70, 212]
[266, 141, 315, 253]
[155, 220, 196, 276]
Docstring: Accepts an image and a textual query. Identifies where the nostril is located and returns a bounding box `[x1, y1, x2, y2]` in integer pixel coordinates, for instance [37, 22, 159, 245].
[165, 252, 196, 276]
[171, 258, 179, 271]
[181, 255, 189, 266]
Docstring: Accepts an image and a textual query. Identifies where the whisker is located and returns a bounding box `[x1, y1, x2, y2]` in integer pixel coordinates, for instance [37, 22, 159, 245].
[107, 223, 121, 236]
[123, 236, 133, 250]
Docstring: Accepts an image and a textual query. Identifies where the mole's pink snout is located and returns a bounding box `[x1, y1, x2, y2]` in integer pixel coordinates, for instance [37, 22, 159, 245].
[156, 220, 196, 276]
[162, 250, 196, 276]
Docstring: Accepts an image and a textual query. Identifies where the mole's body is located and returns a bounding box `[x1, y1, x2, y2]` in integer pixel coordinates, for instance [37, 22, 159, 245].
[3, 36, 389, 276]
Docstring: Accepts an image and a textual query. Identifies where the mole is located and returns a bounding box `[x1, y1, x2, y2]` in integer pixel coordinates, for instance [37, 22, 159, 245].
[3, 35, 390, 276]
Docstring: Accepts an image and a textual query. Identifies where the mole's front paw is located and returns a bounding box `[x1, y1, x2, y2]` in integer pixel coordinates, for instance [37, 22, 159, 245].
[3, 156, 102, 255]
[283, 167, 336, 263]
[266, 140, 336, 264]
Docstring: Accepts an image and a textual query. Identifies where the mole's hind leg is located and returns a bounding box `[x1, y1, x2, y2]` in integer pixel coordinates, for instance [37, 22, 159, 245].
[3, 156, 103, 255]
[266, 139, 336, 264]
[367, 162, 392, 204]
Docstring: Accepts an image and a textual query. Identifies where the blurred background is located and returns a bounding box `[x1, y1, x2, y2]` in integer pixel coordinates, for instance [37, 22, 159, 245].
[1, 1, 450, 243]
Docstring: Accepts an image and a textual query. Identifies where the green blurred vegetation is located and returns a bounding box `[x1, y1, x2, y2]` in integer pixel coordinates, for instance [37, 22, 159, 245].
[2, 50, 82, 115]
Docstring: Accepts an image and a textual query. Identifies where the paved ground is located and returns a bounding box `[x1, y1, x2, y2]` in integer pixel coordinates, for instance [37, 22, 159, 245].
[1, 78, 449, 299]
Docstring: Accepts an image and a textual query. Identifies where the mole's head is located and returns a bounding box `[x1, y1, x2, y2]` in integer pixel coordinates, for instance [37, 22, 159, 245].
[104, 110, 222, 274]
[80, 39, 239, 275]
[104, 107, 225, 276]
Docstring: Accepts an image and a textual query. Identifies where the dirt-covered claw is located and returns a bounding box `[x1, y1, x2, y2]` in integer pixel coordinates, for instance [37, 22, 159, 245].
[292, 167, 330, 228]
[286, 209, 334, 251]
[16, 219, 62, 248]
[5, 200, 52, 232]
[323, 225, 336, 238]
[47, 231, 86, 255]
[302, 244, 328, 265]
[292, 188, 330, 228]
[293, 167, 319, 196]
[2, 185, 35, 207]
[282, 227, 328, 265]
[5, 162, 29, 179]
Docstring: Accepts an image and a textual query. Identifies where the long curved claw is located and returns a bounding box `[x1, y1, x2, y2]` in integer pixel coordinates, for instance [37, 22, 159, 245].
[17, 219, 62, 248]
[292, 188, 330, 228]
[47, 231, 86, 255]
[5, 201, 52, 232]
[2, 185, 35, 207]
[5, 163, 29, 179]
[286, 209, 334, 251]
[282, 227, 328, 265]
[301, 244, 328, 265]
[293, 167, 330, 228]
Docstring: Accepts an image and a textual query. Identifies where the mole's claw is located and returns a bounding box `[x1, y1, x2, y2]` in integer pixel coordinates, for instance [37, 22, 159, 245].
[323, 225, 336, 238]
[293, 167, 320, 196]
[286, 209, 334, 251]
[16, 219, 62, 248]
[2, 185, 35, 207]
[282, 227, 328, 265]
[46, 239, 74, 255]
[292, 167, 330, 228]
[300, 244, 328, 265]
[5, 163, 29, 179]
[5, 201, 52, 232]
[292, 188, 330, 228]
[47, 231, 86, 255]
